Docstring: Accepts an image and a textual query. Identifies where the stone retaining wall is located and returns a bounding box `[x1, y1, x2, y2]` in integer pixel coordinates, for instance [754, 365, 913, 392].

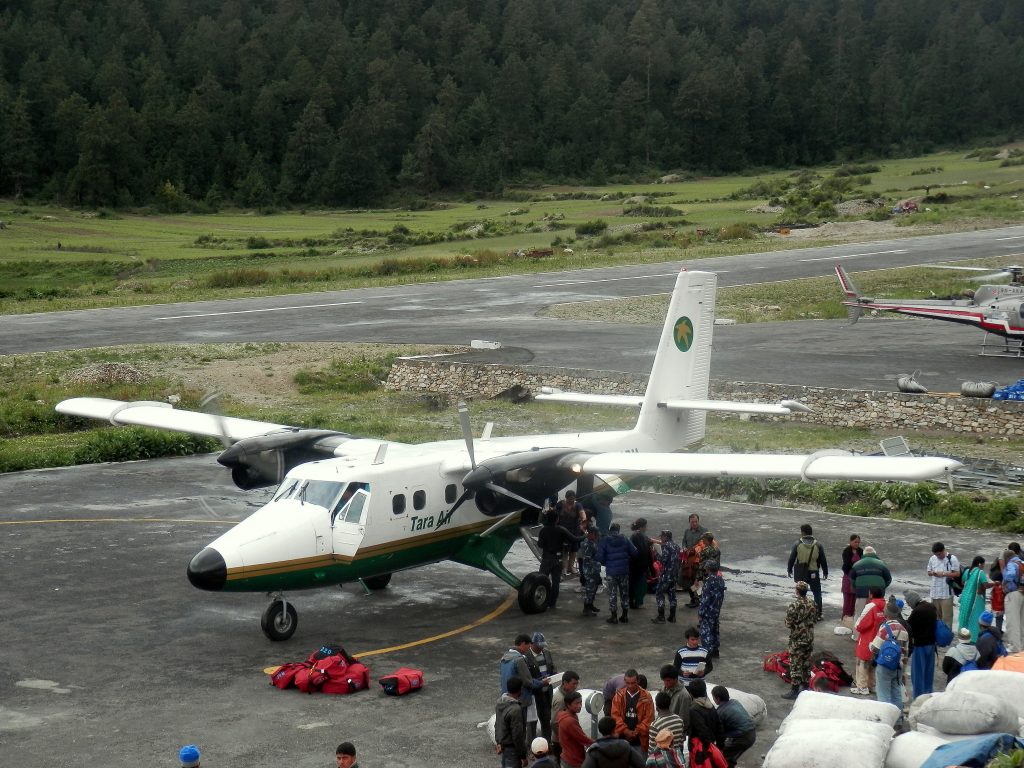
[385, 357, 1024, 437]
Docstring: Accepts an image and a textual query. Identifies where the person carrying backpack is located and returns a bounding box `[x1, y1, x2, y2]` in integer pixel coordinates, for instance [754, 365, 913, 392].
[977, 611, 1009, 669]
[869, 596, 909, 727]
[943, 627, 980, 682]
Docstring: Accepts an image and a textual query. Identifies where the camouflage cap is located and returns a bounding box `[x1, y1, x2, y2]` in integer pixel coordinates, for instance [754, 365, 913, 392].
[795, 581, 810, 591]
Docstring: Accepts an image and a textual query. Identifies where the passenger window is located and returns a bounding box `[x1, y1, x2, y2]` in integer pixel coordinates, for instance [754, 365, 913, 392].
[413, 490, 426, 510]
[392, 494, 406, 515]
[445, 484, 457, 504]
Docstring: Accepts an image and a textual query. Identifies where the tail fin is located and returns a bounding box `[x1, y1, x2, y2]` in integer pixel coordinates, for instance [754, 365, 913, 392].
[634, 270, 716, 451]
[835, 265, 864, 324]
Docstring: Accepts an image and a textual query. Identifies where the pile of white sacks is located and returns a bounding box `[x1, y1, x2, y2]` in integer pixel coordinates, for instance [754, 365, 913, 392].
[764, 670, 1024, 768]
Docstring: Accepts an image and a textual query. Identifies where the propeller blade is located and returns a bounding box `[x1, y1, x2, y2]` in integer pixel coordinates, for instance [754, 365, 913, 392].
[484, 481, 542, 510]
[447, 487, 475, 515]
[200, 391, 232, 449]
[457, 401, 476, 469]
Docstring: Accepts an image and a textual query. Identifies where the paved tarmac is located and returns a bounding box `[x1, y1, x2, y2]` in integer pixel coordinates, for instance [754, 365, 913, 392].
[2, 456, 1011, 768]
[4, 226, 1024, 391]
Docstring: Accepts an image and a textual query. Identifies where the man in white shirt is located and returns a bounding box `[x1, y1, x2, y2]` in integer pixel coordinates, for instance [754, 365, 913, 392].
[927, 542, 960, 629]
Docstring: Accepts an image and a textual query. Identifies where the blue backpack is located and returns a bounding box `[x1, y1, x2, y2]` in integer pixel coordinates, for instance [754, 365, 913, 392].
[935, 620, 954, 648]
[876, 622, 902, 670]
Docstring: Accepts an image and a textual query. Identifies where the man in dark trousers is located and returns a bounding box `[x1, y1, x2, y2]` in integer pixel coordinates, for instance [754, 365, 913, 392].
[905, 589, 938, 697]
[537, 510, 580, 609]
[787, 524, 829, 620]
[496, 676, 528, 768]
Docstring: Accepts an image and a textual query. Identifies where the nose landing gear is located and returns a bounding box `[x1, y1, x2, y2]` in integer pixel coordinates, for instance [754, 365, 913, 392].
[261, 593, 298, 641]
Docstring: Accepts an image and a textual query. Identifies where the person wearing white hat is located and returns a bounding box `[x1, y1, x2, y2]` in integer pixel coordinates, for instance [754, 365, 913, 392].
[942, 626, 980, 683]
[530, 736, 557, 768]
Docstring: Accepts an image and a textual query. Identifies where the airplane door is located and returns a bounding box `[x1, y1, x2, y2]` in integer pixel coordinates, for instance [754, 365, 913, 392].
[332, 489, 369, 558]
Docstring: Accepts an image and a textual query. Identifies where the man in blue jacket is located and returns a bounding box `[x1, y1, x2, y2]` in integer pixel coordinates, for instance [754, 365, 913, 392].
[598, 522, 637, 625]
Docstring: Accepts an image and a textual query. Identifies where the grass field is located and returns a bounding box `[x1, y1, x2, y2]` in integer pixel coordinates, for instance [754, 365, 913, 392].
[2, 147, 1023, 315]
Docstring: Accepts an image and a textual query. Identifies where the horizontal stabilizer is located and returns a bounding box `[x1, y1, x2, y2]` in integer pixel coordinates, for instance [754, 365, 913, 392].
[581, 451, 962, 483]
[56, 397, 290, 442]
[661, 398, 811, 415]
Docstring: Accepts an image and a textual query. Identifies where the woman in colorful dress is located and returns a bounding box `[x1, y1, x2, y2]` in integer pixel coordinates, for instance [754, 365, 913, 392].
[959, 555, 995, 641]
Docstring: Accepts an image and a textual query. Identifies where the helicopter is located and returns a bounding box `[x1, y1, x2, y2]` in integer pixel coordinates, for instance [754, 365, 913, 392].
[55, 270, 961, 640]
[836, 264, 1024, 356]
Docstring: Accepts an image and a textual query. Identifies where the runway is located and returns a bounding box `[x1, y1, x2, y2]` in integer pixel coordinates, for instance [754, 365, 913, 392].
[1, 455, 1010, 767]
[4, 226, 1023, 391]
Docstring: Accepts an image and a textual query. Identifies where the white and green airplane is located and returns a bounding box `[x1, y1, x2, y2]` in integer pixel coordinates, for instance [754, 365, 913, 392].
[56, 270, 961, 641]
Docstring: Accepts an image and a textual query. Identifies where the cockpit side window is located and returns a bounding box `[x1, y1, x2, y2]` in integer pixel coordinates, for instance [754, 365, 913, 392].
[343, 491, 368, 524]
[330, 482, 370, 524]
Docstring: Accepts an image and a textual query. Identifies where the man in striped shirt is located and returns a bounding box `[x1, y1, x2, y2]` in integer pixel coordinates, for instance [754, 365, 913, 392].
[673, 627, 713, 680]
[647, 691, 686, 754]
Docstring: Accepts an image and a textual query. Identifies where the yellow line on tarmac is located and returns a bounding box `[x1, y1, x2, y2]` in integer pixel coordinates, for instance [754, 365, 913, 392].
[264, 589, 517, 674]
[0, 518, 233, 525]
[354, 589, 517, 658]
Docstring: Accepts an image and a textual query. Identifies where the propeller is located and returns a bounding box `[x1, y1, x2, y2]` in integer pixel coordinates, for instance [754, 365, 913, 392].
[931, 265, 1020, 282]
[448, 401, 543, 516]
[200, 390, 232, 449]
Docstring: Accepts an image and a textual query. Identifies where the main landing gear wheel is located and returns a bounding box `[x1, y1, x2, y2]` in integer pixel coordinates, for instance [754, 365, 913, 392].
[363, 573, 392, 590]
[518, 572, 550, 614]
[261, 598, 298, 641]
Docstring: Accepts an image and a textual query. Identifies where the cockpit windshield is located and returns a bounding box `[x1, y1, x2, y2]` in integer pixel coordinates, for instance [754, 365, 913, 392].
[273, 479, 369, 522]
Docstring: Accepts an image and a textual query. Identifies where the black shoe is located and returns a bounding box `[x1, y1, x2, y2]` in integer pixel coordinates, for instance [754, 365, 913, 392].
[582, 604, 594, 617]
[668, 608, 677, 623]
[685, 601, 699, 608]
[781, 685, 800, 700]
[588, 605, 600, 615]
[651, 613, 666, 624]
[620, 611, 629, 623]
[606, 615, 619, 624]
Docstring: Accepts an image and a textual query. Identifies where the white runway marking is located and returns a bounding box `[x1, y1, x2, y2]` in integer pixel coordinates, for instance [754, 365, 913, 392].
[995, 235, 1024, 241]
[799, 249, 907, 262]
[154, 301, 362, 320]
[534, 272, 701, 288]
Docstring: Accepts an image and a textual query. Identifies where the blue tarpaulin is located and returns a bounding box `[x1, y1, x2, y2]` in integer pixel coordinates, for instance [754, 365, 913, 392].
[920, 733, 1024, 768]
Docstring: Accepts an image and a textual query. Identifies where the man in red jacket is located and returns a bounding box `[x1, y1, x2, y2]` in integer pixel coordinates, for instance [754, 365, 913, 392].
[556, 691, 593, 768]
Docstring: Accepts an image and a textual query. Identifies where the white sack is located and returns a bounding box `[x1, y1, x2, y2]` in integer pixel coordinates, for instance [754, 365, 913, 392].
[726, 687, 767, 727]
[947, 670, 1024, 720]
[914, 724, 979, 742]
[786, 689, 901, 727]
[913, 690, 1018, 735]
[884, 731, 949, 768]
[765, 719, 893, 768]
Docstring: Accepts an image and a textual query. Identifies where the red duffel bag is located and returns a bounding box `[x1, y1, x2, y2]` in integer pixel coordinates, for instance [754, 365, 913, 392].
[379, 667, 424, 696]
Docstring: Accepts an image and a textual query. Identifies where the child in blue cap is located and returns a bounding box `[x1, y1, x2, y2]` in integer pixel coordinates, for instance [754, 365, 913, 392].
[179, 745, 201, 768]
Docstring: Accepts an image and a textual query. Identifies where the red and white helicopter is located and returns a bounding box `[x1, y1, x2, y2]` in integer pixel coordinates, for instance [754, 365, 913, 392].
[56, 270, 961, 640]
[837, 264, 1024, 356]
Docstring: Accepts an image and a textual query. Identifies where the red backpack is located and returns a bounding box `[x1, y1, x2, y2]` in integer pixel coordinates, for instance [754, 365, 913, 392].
[379, 667, 425, 696]
[270, 661, 310, 690]
[320, 661, 370, 695]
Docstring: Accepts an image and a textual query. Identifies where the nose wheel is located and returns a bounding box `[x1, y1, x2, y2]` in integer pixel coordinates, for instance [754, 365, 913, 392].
[261, 595, 298, 641]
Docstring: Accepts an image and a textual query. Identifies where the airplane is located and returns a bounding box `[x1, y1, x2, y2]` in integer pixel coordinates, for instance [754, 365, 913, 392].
[55, 270, 962, 641]
[836, 264, 1024, 356]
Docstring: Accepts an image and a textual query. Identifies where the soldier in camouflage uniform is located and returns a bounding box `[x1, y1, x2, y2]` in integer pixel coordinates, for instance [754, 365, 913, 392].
[652, 530, 681, 624]
[782, 581, 817, 700]
[578, 524, 602, 616]
[698, 558, 726, 656]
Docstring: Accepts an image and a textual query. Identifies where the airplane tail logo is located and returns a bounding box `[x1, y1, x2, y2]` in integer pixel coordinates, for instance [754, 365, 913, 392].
[673, 316, 694, 351]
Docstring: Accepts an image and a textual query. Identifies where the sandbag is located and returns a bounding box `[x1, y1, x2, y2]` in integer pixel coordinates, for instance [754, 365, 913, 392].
[765, 719, 892, 768]
[947, 670, 1024, 720]
[778, 717, 892, 738]
[884, 731, 950, 768]
[726, 687, 767, 727]
[787, 690, 902, 727]
[913, 690, 1018, 735]
[914, 724, 983, 742]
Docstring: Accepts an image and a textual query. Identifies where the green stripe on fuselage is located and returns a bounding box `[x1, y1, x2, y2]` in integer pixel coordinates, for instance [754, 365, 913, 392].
[220, 529, 518, 592]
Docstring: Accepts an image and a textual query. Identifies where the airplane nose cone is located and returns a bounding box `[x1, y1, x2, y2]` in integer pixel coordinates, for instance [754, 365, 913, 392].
[187, 547, 226, 591]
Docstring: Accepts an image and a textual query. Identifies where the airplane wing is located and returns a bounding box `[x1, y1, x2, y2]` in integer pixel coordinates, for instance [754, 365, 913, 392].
[581, 451, 962, 482]
[55, 397, 292, 442]
[535, 390, 810, 415]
